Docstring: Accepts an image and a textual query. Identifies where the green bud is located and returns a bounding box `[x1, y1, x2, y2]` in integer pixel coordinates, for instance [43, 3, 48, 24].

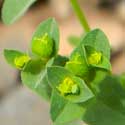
[56, 77, 79, 96]
[88, 51, 102, 65]
[32, 33, 53, 58]
[14, 55, 30, 69]
[65, 53, 89, 77]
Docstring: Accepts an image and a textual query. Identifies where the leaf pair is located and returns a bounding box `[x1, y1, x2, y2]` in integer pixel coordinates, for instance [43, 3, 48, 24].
[47, 66, 94, 124]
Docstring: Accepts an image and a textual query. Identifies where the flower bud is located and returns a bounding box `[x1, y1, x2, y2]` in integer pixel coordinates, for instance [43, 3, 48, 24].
[32, 33, 53, 58]
[88, 51, 102, 65]
[14, 55, 30, 69]
[56, 77, 79, 96]
[65, 53, 89, 77]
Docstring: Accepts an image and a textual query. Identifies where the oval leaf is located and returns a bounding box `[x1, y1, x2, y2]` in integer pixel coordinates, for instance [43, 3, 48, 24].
[80, 29, 110, 60]
[21, 59, 51, 100]
[4, 49, 24, 68]
[83, 100, 125, 125]
[51, 90, 84, 124]
[47, 66, 94, 103]
[2, 0, 36, 24]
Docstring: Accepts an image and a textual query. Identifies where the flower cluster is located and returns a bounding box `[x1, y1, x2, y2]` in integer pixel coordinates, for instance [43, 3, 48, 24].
[14, 55, 30, 69]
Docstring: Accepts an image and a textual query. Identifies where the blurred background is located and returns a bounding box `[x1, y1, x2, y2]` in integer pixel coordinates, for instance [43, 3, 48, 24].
[0, 0, 125, 125]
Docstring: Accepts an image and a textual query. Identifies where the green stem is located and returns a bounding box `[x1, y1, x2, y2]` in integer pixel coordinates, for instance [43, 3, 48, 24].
[70, 0, 90, 32]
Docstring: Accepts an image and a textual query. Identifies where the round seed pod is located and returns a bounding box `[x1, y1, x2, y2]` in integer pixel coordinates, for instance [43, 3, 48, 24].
[65, 53, 89, 77]
[32, 33, 53, 59]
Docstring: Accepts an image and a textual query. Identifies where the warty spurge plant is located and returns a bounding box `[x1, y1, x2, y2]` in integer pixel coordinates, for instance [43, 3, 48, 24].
[3, 0, 125, 125]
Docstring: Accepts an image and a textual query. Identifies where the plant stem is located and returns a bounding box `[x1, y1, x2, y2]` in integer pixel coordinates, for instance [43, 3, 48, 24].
[70, 0, 90, 32]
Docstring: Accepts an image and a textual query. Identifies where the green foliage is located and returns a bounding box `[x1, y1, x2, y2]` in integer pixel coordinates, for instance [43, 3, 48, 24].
[50, 90, 84, 124]
[80, 29, 111, 60]
[82, 76, 125, 125]
[2, 0, 36, 24]
[3, 16, 124, 125]
[83, 99, 125, 125]
[21, 59, 51, 100]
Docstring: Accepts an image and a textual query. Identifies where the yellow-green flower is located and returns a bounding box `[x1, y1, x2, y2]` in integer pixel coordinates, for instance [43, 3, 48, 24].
[57, 77, 79, 96]
[88, 51, 102, 65]
[32, 33, 53, 58]
[14, 55, 30, 69]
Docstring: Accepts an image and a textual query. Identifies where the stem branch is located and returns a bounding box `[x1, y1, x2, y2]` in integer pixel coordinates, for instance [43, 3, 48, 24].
[70, 0, 90, 32]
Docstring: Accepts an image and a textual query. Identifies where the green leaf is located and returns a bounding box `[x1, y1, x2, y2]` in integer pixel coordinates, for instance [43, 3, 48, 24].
[4, 49, 23, 68]
[82, 75, 125, 125]
[83, 99, 125, 125]
[51, 90, 84, 124]
[31, 18, 59, 57]
[96, 76, 125, 114]
[90, 70, 108, 93]
[91, 75, 125, 114]
[2, 0, 36, 24]
[80, 29, 110, 60]
[50, 90, 67, 122]
[53, 102, 84, 124]
[47, 66, 94, 103]
[21, 59, 51, 101]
